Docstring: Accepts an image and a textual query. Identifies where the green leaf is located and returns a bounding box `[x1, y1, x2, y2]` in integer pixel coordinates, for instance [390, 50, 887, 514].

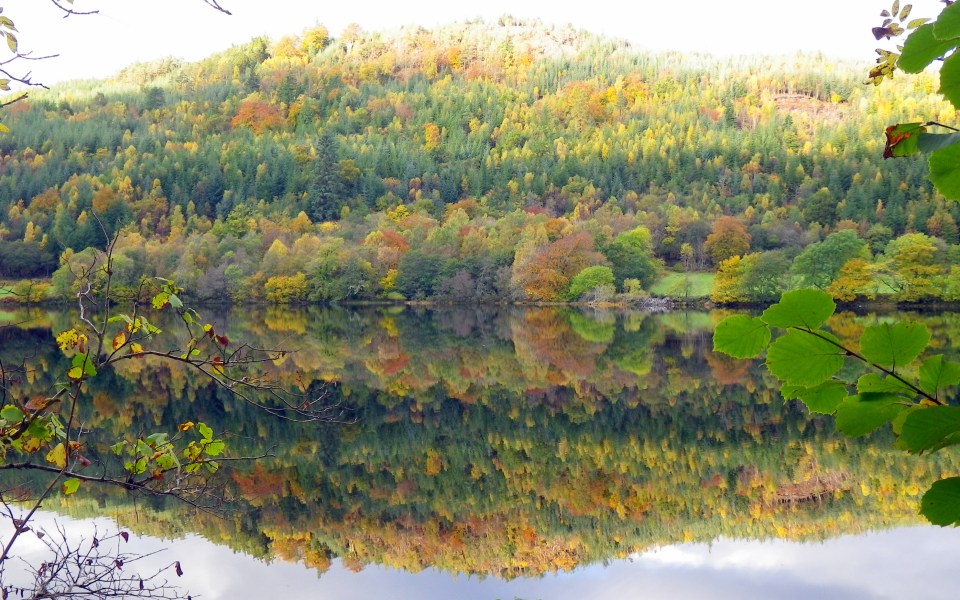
[898, 23, 959, 73]
[146, 432, 169, 446]
[71, 353, 97, 378]
[859, 322, 929, 370]
[157, 450, 180, 470]
[899, 406, 960, 453]
[920, 477, 960, 525]
[168, 293, 183, 309]
[917, 131, 960, 153]
[766, 330, 845, 386]
[919, 355, 960, 397]
[713, 316, 770, 358]
[152, 292, 170, 310]
[198, 422, 213, 441]
[760, 289, 835, 329]
[61, 478, 80, 496]
[933, 0, 960, 40]
[780, 384, 805, 400]
[110, 441, 126, 456]
[791, 381, 848, 414]
[885, 122, 926, 158]
[892, 405, 921, 436]
[5, 32, 16, 54]
[136, 439, 152, 457]
[1, 405, 24, 423]
[929, 142, 960, 200]
[939, 52, 960, 110]
[856, 372, 915, 396]
[204, 439, 225, 457]
[835, 393, 907, 437]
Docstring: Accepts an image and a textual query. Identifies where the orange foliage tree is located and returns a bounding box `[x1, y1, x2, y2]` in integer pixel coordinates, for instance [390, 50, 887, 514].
[704, 216, 751, 265]
[511, 231, 606, 301]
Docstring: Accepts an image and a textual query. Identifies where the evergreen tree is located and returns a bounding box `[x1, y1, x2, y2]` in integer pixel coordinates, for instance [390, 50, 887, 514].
[309, 133, 344, 221]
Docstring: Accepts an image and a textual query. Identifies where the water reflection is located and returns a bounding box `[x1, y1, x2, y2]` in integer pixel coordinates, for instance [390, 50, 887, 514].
[3, 305, 960, 591]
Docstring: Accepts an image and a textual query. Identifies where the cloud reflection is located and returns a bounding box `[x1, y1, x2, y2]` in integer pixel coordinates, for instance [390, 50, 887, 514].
[9, 514, 958, 599]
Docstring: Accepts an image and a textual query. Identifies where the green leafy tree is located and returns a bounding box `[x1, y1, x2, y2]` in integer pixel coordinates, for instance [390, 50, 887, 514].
[739, 250, 791, 301]
[792, 230, 868, 290]
[603, 226, 662, 290]
[567, 265, 615, 301]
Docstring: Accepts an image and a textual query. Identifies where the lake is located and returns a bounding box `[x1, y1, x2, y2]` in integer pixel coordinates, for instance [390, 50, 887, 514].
[1, 305, 958, 598]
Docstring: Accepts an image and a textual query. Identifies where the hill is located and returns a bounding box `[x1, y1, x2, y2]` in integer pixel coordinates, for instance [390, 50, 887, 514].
[0, 19, 954, 303]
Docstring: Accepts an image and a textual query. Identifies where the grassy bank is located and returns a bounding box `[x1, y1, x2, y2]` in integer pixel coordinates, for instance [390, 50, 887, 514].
[650, 272, 715, 299]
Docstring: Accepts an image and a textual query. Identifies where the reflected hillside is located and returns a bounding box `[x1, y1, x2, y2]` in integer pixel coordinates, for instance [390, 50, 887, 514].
[4, 306, 959, 578]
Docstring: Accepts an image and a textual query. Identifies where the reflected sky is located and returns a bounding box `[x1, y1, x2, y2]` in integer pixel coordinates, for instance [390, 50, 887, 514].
[12, 513, 958, 599]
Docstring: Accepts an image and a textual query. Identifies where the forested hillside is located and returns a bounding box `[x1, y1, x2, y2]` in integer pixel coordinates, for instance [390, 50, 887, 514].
[0, 18, 954, 303]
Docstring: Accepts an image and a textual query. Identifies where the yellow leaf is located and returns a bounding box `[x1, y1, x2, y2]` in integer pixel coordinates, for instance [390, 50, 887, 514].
[112, 331, 126, 351]
[130, 343, 144, 355]
[56, 329, 78, 351]
[67, 366, 83, 380]
[46, 443, 67, 469]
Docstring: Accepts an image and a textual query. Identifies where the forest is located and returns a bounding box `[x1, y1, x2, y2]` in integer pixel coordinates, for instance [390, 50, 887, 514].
[0, 18, 956, 304]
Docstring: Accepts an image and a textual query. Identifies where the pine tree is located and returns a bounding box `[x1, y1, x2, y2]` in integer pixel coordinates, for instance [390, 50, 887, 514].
[309, 132, 344, 221]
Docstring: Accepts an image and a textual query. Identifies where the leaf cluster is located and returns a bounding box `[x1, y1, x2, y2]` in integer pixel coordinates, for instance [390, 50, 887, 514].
[881, 2, 960, 199]
[715, 289, 960, 525]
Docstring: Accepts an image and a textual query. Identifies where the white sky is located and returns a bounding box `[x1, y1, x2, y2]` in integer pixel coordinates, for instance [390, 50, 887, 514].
[3, 0, 910, 85]
[13, 513, 960, 600]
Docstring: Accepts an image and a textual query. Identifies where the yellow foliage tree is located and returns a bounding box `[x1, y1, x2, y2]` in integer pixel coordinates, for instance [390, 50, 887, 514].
[264, 272, 308, 303]
[827, 258, 876, 302]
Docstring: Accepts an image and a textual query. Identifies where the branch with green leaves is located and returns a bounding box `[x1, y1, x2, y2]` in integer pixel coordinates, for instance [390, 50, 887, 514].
[872, 1, 960, 199]
[714, 289, 960, 526]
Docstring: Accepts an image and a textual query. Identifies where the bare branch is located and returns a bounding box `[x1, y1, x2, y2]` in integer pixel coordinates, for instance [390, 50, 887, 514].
[48, 1, 100, 17]
[11, 524, 190, 599]
[202, 0, 233, 15]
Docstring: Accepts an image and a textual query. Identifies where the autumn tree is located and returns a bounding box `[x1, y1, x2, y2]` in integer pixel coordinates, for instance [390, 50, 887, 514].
[704, 217, 751, 265]
[710, 255, 751, 304]
[879, 232, 945, 301]
[511, 231, 605, 301]
[827, 257, 876, 301]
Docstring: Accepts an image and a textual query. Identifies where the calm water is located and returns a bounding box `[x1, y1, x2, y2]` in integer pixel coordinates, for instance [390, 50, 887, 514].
[2, 305, 959, 598]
